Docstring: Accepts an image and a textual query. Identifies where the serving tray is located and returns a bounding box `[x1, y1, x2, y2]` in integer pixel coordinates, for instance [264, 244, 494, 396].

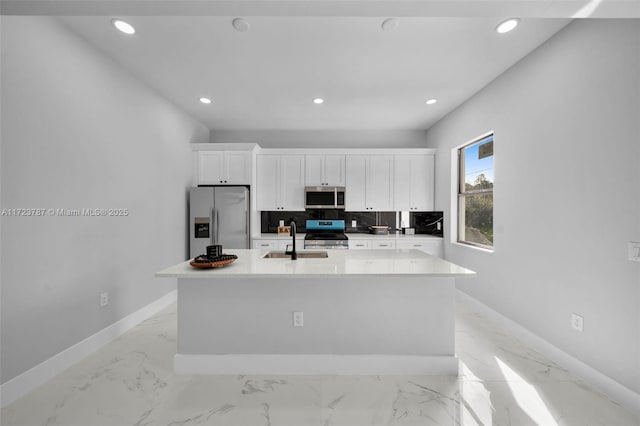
[189, 254, 237, 269]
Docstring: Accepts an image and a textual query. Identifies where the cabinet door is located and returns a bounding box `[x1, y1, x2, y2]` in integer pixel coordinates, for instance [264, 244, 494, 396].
[345, 155, 367, 211]
[256, 155, 280, 211]
[394, 155, 413, 210]
[367, 155, 394, 211]
[324, 155, 346, 186]
[280, 155, 305, 211]
[197, 151, 224, 184]
[394, 155, 434, 211]
[411, 155, 434, 211]
[304, 155, 324, 186]
[224, 151, 251, 185]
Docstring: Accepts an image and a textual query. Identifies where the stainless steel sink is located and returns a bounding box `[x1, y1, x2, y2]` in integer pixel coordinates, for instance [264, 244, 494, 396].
[262, 251, 328, 259]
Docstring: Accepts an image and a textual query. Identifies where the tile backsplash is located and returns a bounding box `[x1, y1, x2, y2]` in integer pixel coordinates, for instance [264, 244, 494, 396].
[261, 210, 395, 233]
[410, 211, 444, 237]
[261, 210, 443, 235]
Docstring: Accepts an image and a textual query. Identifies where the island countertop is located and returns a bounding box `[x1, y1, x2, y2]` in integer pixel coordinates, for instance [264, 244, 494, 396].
[156, 248, 475, 278]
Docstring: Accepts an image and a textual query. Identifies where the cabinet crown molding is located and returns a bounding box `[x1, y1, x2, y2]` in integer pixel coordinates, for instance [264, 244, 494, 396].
[191, 143, 259, 152]
[257, 147, 437, 156]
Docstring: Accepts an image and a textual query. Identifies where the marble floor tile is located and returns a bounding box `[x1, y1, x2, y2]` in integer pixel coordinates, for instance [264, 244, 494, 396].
[2, 300, 638, 426]
[459, 379, 638, 426]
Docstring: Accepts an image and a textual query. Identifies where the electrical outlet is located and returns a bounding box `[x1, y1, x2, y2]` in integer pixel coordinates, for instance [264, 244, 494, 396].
[293, 311, 304, 327]
[571, 313, 583, 332]
[99, 292, 109, 308]
[628, 242, 640, 262]
[351, 220, 357, 228]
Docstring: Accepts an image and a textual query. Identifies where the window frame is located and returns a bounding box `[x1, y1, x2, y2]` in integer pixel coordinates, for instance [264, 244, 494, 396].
[457, 133, 494, 251]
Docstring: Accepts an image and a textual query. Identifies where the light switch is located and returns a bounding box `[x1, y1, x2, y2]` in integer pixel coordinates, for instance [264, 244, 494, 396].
[629, 242, 640, 262]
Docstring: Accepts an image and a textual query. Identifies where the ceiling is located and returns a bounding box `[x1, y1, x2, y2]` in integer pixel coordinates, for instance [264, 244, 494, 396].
[8, 1, 635, 131]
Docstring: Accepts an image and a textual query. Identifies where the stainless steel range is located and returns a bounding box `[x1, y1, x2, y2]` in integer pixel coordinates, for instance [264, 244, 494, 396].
[304, 220, 349, 249]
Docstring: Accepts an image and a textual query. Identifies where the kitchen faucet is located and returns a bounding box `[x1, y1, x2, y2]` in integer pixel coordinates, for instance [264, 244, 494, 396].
[285, 220, 297, 260]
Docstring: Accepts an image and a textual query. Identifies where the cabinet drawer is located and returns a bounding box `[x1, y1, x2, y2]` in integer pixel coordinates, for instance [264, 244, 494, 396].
[349, 240, 371, 250]
[277, 239, 303, 250]
[372, 240, 396, 249]
[252, 240, 277, 249]
[396, 239, 442, 257]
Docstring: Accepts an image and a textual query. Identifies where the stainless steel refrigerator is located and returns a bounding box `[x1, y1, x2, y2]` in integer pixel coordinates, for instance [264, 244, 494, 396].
[189, 186, 250, 258]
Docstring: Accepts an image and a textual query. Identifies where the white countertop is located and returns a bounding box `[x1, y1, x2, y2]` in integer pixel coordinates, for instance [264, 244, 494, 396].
[253, 233, 443, 240]
[156, 249, 474, 278]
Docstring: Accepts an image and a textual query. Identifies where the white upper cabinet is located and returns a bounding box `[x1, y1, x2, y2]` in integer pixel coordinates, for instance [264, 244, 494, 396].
[280, 155, 305, 210]
[195, 150, 251, 185]
[345, 155, 394, 211]
[345, 156, 367, 211]
[305, 155, 346, 186]
[394, 155, 435, 211]
[256, 155, 305, 211]
[256, 155, 280, 211]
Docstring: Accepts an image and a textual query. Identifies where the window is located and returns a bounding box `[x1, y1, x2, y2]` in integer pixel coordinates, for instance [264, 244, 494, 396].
[458, 134, 494, 249]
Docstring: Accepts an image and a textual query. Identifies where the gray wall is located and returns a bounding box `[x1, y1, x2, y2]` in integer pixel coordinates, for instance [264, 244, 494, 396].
[0, 17, 209, 383]
[426, 19, 640, 393]
[210, 129, 428, 148]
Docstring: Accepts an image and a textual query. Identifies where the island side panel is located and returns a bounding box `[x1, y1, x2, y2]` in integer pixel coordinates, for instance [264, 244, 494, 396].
[177, 276, 454, 358]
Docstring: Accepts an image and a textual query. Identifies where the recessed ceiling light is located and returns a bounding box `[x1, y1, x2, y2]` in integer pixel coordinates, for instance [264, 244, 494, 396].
[426, 99, 437, 105]
[496, 18, 519, 34]
[381, 18, 399, 32]
[232, 18, 250, 32]
[199, 97, 212, 104]
[313, 98, 324, 104]
[111, 19, 135, 35]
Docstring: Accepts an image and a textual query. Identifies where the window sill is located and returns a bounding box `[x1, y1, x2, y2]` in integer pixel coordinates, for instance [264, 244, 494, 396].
[451, 241, 494, 253]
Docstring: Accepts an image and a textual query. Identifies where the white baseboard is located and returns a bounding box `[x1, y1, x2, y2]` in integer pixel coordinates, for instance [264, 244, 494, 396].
[0, 290, 177, 408]
[175, 354, 459, 376]
[456, 289, 640, 417]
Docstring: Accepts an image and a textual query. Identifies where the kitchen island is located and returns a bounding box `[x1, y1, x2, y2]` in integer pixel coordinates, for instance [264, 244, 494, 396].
[156, 248, 475, 375]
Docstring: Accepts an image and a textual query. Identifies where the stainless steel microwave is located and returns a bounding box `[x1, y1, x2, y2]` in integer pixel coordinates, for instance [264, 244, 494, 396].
[304, 186, 345, 209]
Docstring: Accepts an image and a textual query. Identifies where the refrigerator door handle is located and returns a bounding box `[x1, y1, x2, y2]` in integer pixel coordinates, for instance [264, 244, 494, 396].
[214, 208, 218, 245]
[214, 208, 220, 245]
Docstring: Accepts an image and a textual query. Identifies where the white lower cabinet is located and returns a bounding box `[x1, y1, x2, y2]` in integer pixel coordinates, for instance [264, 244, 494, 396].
[396, 239, 443, 257]
[372, 240, 396, 249]
[348, 240, 371, 250]
[278, 239, 303, 250]
[349, 240, 396, 249]
[252, 239, 303, 250]
[255, 237, 443, 257]
[252, 239, 277, 249]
